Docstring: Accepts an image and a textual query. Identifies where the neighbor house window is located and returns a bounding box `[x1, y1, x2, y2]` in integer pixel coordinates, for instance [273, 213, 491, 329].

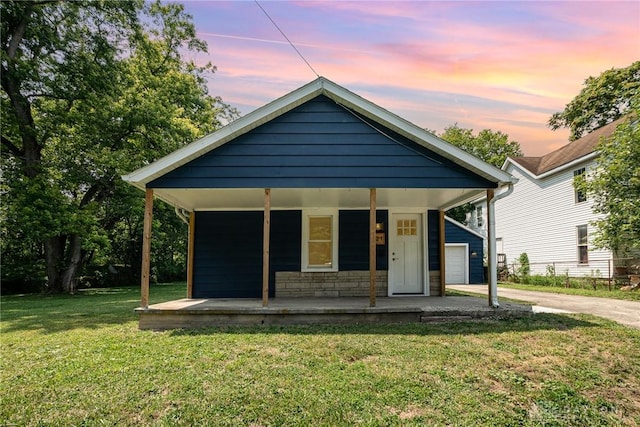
[577, 225, 588, 264]
[573, 168, 587, 203]
[302, 210, 338, 271]
[476, 206, 484, 227]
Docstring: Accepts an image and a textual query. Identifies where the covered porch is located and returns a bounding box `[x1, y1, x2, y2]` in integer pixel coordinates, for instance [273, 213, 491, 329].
[123, 77, 515, 329]
[136, 295, 533, 330]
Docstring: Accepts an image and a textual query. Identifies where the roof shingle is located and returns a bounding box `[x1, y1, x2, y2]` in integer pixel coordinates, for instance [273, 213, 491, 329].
[510, 116, 626, 176]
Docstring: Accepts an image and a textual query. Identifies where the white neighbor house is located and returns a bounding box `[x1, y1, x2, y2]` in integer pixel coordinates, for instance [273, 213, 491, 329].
[468, 118, 627, 279]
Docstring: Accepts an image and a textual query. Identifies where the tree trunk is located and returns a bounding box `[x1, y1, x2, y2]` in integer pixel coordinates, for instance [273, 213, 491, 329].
[44, 236, 65, 293]
[61, 234, 83, 294]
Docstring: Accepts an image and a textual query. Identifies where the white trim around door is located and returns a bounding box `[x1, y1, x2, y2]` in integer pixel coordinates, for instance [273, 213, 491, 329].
[388, 211, 429, 296]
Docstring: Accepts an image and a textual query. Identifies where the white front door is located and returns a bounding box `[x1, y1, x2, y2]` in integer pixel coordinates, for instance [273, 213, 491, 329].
[389, 213, 424, 294]
[445, 244, 468, 284]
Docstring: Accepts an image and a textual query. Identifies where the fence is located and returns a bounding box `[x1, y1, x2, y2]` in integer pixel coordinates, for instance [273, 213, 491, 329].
[499, 256, 637, 289]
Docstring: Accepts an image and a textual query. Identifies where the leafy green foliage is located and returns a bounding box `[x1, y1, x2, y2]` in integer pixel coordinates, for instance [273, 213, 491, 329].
[440, 125, 523, 168]
[1, 0, 239, 293]
[439, 125, 523, 222]
[576, 104, 640, 252]
[497, 282, 640, 301]
[518, 252, 531, 278]
[549, 61, 640, 140]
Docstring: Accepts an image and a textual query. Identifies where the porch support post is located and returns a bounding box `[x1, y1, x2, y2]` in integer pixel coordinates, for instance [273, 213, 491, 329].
[369, 188, 377, 307]
[187, 211, 195, 298]
[439, 210, 446, 296]
[141, 188, 154, 309]
[487, 188, 496, 306]
[262, 188, 271, 307]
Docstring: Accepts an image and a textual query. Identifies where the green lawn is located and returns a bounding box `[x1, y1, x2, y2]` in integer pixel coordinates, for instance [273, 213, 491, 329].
[2, 283, 639, 426]
[499, 282, 640, 301]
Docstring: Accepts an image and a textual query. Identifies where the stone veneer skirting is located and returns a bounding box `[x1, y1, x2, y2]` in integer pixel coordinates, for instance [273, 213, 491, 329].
[276, 271, 388, 297]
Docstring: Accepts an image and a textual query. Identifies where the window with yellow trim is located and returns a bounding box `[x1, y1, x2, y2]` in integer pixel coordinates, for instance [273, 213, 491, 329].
[397, 219, 417, 236]
[302, 211, 338, 271]
[308, 216, 332, 267]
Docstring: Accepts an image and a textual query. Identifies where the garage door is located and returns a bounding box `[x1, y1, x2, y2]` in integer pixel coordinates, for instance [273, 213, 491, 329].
[445, 244, 467, 284]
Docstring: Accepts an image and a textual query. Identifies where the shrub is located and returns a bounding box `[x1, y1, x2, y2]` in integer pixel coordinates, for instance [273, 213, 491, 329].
[517, 253, 530, 283]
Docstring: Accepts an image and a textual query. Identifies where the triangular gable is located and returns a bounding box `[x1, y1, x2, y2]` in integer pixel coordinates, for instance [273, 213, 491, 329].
[123, 77, 513, 189]
[502, 116, 626, 179]
[445, 216, 485, 240]
[148, 95, 497, 189]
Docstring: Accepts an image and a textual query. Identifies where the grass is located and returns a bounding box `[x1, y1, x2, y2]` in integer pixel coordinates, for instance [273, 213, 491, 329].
[2, 283, 639, 426]
[499, 282, 640, 301]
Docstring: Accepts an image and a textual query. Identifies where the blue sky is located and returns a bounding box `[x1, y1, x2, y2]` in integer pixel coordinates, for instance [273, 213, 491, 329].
[179, 1, 639, 155]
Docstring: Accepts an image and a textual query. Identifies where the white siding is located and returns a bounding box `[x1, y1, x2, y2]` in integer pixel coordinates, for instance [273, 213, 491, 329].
[468, 202, 488, 238]
[494, 161, 613, 278]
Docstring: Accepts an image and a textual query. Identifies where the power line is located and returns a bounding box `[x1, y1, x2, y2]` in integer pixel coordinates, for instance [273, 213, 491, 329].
[254, 0, 320, 78]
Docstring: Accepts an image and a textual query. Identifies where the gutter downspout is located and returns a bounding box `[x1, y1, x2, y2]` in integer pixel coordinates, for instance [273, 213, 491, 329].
[175, 208, 190, 225]
[488, 181, 515, 308]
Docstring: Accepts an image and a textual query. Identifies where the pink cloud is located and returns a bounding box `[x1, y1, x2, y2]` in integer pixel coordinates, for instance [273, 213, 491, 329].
[185, 1, 639, 156]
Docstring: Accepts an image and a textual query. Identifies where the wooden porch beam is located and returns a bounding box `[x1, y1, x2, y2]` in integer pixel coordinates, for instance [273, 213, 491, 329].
[141, 188, 154, 309]
[439, 210, 446, 296]
[369, 188, 377, 307]
[187, 211, 195, 299]
[262, 188, 271, 307]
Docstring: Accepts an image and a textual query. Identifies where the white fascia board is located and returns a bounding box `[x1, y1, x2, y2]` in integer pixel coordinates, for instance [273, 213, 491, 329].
[123, 76, 514, 188]
[535, 152, 599, 179]
[500, 157, 512, 171]
[469, 195, 487, 205]
[438, 189, 487, 211]
[321, 80, 514, 185]
[444, 216, 486, 240]
[505, 152, 599, 181]
[122, 79, 326, 187]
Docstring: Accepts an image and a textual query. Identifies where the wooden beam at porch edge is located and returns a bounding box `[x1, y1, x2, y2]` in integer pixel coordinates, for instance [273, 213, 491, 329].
[439, 210, 445, 297]
[187, 211, 195, 299]
[369, 188, 377, 307]
[141, 188, 154, 309]
[262, 189, 271, 307]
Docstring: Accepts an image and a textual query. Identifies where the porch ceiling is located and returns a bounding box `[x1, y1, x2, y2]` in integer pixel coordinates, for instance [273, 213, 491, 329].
[153, 187, 486, 211]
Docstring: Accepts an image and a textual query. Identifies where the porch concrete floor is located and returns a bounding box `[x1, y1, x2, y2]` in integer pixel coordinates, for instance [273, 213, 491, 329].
[136, 296, 534, 330]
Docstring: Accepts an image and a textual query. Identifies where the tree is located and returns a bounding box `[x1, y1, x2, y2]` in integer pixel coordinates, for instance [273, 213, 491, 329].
[439, 125, 523, 168]
[1, 1, 238, 293]
[439, 125, 523, 223]
[576, 104, 640, 253]
[548, 61, 640, 141]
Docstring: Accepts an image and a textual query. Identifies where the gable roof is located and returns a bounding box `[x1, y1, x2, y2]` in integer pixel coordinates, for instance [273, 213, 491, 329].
[123, 77, 513, 189]
[505, 116, 626, 178]
[445, 216, 485, 240]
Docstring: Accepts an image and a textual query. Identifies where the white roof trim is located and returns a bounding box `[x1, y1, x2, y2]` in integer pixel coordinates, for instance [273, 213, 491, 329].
[318, 79, 513, 185]
[123, 77, 513, 188]
[438, 189, 487, 211]
[121, 79, 325, 189]
[504, 151, 599, 180]
[445, 216, 486, 240]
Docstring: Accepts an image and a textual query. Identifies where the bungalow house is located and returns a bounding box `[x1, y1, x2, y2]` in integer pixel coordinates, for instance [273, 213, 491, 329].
[123, 77, 514, 316]
[467, 118, 627, 278]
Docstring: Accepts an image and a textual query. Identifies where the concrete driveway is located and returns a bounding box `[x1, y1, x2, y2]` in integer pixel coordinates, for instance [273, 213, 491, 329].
[448, 284, 640, 329]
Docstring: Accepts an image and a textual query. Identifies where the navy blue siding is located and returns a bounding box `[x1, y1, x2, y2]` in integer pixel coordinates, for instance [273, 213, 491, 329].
[445, 220, 485, 284]
[270, 210, 302, 293]
[192, 210, 390, 298]
[193, 211, 263, 298]
[149, 96, 496, 189]
[339, 210, 388, 271]
[427, 210, 441, 271]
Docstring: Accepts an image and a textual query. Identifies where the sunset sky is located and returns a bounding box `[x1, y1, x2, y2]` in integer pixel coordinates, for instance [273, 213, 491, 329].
[181, 1, 639, 156]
